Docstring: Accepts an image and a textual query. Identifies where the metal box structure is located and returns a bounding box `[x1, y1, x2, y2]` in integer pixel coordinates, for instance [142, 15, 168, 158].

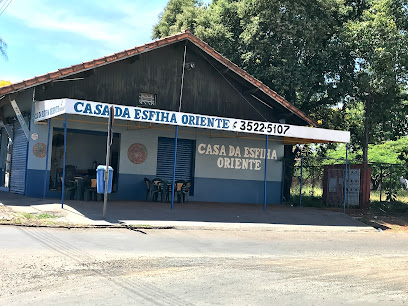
[322, 164, 371, 208]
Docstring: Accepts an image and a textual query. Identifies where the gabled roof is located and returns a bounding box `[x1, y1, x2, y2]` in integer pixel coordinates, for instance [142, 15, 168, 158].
[0, 31, 316, 126]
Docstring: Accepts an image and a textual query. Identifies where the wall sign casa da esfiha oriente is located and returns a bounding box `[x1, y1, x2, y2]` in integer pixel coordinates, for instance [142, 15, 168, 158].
[197, 143, 278, 170]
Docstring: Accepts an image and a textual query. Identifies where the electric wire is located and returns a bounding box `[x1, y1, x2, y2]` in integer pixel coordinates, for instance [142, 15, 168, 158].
[0, 0, 12, 16]
[195, 47, 269, 122]
[0, 0, 6, 10]
[178, 44, 187, 112]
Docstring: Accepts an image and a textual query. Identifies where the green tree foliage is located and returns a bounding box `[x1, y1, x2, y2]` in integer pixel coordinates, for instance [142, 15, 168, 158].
[324, 137, 408, 169]
[154, 0, 357, 112]
[153, 0, 408, 148]
[324, 138, 408, 196]
[235, 0, 355, 111]
[369, 138, 408, 165]
[152, 0, 206, 39]
[342, 0, 408, 161]
[153, 0, 360, 201]
[312, 101, 364, 157]
[195, 0, 244, 66]
[153, 0, 408, 198]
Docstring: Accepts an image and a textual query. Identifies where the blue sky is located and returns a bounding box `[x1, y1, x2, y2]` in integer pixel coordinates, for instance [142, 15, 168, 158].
[0, 0, 195, 83]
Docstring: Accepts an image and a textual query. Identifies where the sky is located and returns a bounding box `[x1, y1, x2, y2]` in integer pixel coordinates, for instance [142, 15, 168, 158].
[0, 0, 185, 83]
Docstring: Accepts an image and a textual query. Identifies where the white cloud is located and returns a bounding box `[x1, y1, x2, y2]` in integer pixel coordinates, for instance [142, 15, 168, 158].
[0, 0, 167, 83]
[5, 0, 163, 49]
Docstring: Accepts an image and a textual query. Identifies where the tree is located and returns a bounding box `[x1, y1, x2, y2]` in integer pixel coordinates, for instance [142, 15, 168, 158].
[152, 0, 408, 199]
[152, 0, 206, 39]
[194, 0, 244, 66]
[342, 0, 408, 161]
[153, 0, 360, 200]
[154, 0, 356, 111]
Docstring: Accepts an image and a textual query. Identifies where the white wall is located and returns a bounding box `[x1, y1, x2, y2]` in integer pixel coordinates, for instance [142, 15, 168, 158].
[118, 125, 283, 182]
[27, 113, 284, 182]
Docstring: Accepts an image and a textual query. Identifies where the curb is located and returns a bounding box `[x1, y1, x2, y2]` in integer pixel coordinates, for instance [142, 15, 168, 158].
[160, 224, 378, 232]
[0, 222, 175, 230]
[0, 221, 377, 232]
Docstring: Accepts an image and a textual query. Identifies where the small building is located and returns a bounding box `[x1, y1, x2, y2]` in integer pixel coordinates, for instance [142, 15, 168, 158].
[0, 31, 349, 205]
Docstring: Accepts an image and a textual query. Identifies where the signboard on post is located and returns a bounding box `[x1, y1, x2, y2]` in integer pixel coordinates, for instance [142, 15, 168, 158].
[10, 98, 30, 140]
[35, 98, 350, 143]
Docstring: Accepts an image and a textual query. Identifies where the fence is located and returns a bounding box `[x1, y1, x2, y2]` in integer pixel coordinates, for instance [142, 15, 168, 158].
[370, 163, 408, 204]
[282, 157, 408, 210]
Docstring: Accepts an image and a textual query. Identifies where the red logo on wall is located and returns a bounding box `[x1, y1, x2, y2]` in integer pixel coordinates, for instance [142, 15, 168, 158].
[33, 143, 47, 158]
[127, 143, 147, 164]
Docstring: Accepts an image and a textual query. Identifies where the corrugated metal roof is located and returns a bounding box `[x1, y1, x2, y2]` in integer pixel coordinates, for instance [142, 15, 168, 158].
[0, 30, 316, 126]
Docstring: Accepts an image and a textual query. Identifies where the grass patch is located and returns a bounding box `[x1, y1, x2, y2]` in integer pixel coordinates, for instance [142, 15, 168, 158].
[291, 185, 323, 198]
[14, 217, 23, 224]
[285, 195, 326, 208]
[370, 190, 408, 216]
[287, 185, 326, 208]
[289, 186, 408, 212]
[127, 224, 153, 229]
[37, 213, 58, 219]
[21, 212, 34, 219]
[21, 212, 58, 220]
[371, 190, 408, 203]
[43, 220, 62, 226]
[370, 201, 408, 215]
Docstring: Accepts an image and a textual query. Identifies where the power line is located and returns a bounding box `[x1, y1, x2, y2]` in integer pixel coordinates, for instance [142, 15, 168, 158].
[178, 45, 187, 112]
[0, 0, 11, 10]
[195, 47, 269, 122]
[0, 0, 12, 17]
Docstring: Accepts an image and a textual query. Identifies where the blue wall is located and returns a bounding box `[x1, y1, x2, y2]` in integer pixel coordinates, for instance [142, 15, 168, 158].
[102, 173, 281, 204]
[26, 169, 48, 198]
[193, 177, 282, 204]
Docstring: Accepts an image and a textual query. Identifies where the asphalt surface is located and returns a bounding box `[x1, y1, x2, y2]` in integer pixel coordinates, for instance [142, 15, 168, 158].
[1, 225, 407, 305]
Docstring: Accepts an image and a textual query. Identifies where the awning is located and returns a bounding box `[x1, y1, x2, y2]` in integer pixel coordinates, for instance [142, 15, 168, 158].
[34, 98, 350, 144]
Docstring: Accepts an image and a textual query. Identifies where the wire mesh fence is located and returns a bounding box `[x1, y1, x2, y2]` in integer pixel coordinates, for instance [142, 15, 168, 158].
[282, 156, 408, 210]
[370, 163, 408, 207]
[287, 157, 325, 208]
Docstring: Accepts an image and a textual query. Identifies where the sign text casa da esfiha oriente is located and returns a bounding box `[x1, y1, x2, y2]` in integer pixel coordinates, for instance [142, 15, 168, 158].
[197, 143, 278, 170]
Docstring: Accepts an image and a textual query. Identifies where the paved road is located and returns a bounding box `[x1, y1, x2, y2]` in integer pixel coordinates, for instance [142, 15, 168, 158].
[1, 225, 407, 305]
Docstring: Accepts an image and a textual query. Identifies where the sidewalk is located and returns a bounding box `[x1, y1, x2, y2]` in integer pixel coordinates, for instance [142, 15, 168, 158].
[0, 191, 375, 232]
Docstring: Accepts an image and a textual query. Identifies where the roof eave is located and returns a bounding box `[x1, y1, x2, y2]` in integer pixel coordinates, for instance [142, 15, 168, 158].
[0, 32, 191, 97]
[185, 34, 316, 127]
[0, 31, 316, 127]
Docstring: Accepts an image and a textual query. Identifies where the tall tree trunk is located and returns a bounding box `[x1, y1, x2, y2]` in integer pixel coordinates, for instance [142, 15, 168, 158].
[282, 87, 300, 202]
[282, 145, 299, 202]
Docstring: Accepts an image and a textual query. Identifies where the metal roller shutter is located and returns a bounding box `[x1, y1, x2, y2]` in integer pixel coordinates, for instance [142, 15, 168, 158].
[10, 121, 28, 194]
[156, 137, 195, 183]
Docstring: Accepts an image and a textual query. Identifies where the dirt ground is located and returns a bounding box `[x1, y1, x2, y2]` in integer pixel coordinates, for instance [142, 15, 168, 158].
[1, 226, 408, 305]
[0, 205, 65, 227]
[0, 205, 18, 221]
[348, 210, 408, 233]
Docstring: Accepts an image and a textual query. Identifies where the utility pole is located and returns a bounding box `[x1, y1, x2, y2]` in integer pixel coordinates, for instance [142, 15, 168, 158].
[103, 106, 114, 219]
